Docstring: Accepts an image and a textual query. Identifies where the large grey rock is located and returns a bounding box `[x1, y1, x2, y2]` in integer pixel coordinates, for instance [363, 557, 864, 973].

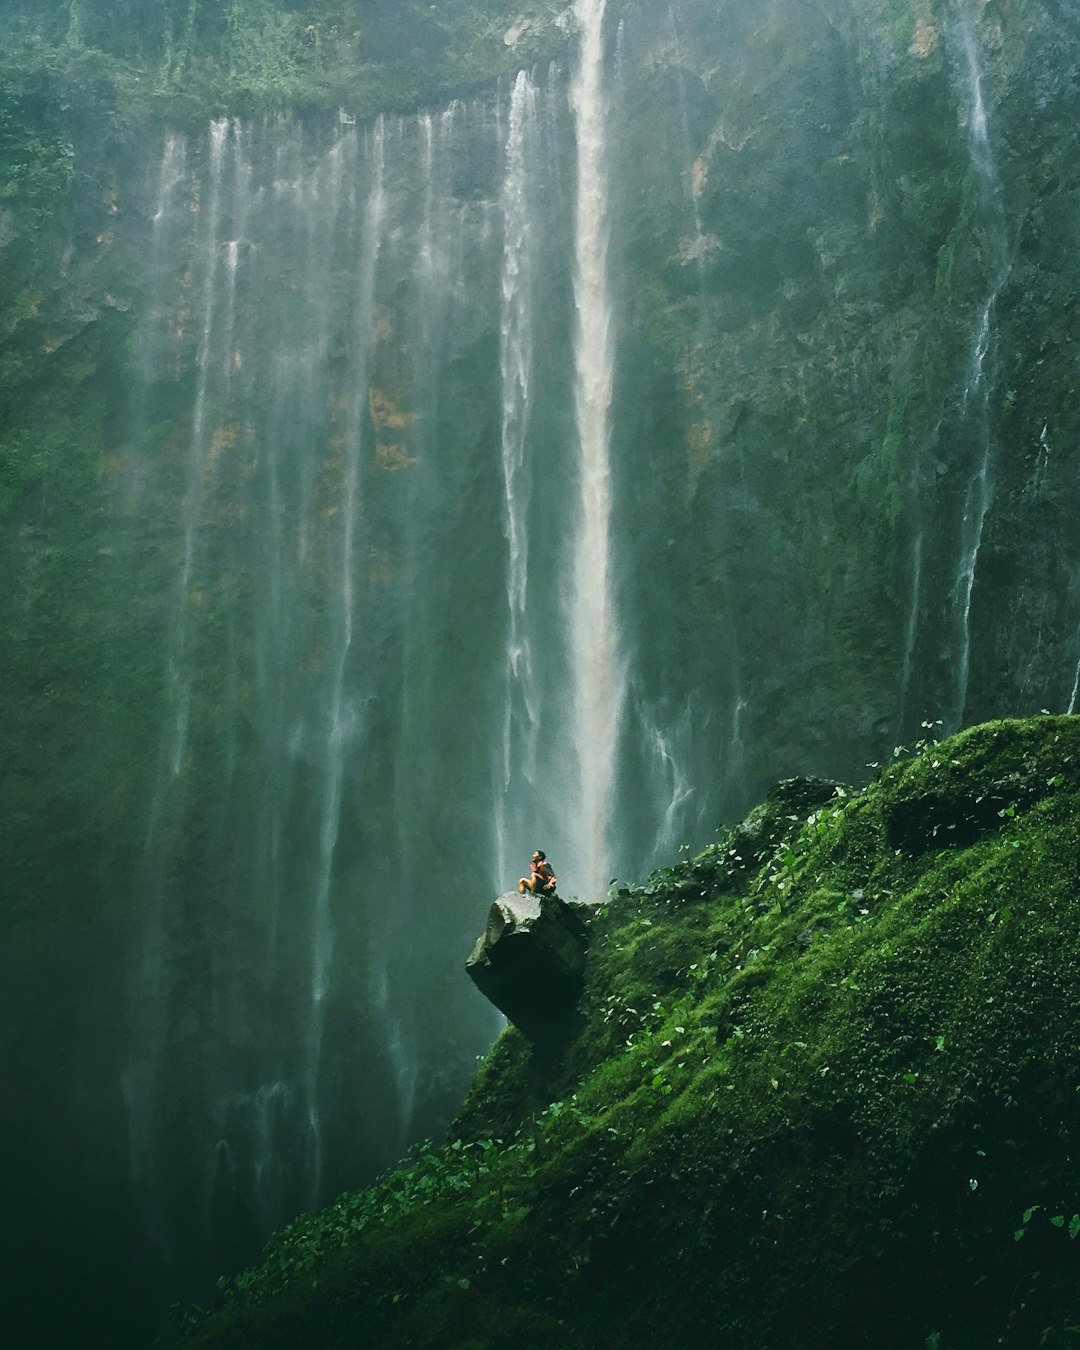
[466, 892, 590, 1041]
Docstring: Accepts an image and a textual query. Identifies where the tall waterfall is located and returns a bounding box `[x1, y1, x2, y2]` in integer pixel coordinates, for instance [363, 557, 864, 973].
[113, 28, 646, 1299]
[951, 8, 1010, 728]
[495, 70, 541, 889]
[569, 0, 623, 902]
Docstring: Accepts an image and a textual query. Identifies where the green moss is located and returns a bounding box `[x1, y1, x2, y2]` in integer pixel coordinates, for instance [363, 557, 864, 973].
[185, 717, 1080, 1349]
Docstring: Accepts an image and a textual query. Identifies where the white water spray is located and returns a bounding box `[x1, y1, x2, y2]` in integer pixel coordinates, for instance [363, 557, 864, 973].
[260, 129, 353, 974]
[172, 117, 230, 781]
[495, 70, 541, 886]
[126, 124, 206, 1203]
[419, 113, 436, 280]
[220, 122, 254, 390]
[899, 528, 924, 722]
[952, 11, 1009, 725]
[151, 133, 186, 228]
[570, 0, 623, 901]
[305, 118, 387, 1201]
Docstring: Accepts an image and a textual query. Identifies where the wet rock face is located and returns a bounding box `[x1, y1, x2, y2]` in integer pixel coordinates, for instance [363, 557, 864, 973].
[466, 892, 590, 1041]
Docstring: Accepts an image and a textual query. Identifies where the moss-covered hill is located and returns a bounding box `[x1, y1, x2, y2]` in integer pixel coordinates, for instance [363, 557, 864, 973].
[184, 716, 1080, 1349]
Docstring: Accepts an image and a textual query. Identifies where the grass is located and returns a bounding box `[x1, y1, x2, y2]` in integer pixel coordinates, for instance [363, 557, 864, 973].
[185, 715, 1080, 1349]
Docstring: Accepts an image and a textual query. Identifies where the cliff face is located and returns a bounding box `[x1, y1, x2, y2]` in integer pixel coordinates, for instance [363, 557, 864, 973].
[611, 0, 1080, 775]
[186, 716, 1080, 1348]
[2, 1, 1079, 1343]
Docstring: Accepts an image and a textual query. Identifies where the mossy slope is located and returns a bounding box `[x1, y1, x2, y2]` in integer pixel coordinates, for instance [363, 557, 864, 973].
[189, 716, 1080, 1347]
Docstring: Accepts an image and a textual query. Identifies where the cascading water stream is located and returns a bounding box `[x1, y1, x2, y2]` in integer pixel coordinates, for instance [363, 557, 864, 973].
[569, 0, 623, 902]
[495, 69, 541, 887]
[140, 132, 187, 385]
[623, 2, 736, 843]
[643, 712, 694, 849]
[377, 107, 459, 1152]
[898, 527, 925, 722]
[128, 120, 247, 1217]
[123, 127, 193, 1205]
[304, 117, 387, 1201]
[950, 9, 1010, 727]
[170, 117, 230, 781]
[220, 126, 251, 393]
[378, 102, 482, 1152]
[666, 3, 708, 261]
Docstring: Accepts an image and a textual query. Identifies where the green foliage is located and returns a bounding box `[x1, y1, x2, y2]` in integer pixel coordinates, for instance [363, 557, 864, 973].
[222, 0, 303, 101]
[0, 0, 572, 120]
[215, 1136, 509, 1303]
[187, 717, 1080, 1349]
[0, 64, 74, 233]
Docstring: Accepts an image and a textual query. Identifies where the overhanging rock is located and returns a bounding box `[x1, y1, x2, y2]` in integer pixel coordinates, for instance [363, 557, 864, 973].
[466, 892, 590, 1041]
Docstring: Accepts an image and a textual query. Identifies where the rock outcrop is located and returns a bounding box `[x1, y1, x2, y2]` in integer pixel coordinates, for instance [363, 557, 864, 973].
[466, 892, 590, 1041]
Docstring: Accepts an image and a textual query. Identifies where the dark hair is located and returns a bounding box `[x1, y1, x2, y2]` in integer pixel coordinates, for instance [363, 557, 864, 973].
[534, 850, 546, 860]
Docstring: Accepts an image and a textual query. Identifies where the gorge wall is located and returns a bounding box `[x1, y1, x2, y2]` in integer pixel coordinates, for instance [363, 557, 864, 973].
[2, 0, 1078, 1342]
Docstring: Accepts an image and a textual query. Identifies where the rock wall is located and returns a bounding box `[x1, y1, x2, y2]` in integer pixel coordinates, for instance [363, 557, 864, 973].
[1, 0, 1078, 1342]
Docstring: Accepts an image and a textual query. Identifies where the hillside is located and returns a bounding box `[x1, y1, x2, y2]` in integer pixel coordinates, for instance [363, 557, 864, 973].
[186, 716, 1080, 1349]
[4, 3, 1080, 1341]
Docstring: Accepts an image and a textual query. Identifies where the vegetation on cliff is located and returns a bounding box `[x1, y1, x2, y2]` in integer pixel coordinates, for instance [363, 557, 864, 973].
[186, 716, 1080, 1348]
[0, 0, 571, 122]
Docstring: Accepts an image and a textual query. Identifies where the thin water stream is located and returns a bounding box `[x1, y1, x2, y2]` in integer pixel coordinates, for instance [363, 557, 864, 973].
[92, 7, 1070, 1335]
[951, 9, 1010, 728]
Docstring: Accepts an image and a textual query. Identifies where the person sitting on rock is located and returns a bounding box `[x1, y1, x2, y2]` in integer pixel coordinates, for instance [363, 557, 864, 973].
[518, 850, 557, 896]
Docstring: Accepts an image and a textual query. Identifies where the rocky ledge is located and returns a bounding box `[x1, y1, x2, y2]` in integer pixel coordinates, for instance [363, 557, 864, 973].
[465, 891, 590, 1042]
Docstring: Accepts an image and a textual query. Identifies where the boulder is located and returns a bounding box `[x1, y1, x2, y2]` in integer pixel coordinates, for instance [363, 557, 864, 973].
[466, 892, 590, 1041]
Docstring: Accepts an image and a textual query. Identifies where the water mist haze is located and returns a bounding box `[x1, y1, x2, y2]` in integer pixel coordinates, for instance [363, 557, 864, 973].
[2, 1, 1079, 1344]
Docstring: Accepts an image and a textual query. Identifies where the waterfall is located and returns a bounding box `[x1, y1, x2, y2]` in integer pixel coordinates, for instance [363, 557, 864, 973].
[569, 0, 623, 901]
[123, 128, 185, 1179]
[495, 69, 541, 888]
[666, 2, 707, 260]
[304, 116, 387, 1200]
[950, 10, 1009, 727]
[123, 123, 199, 1208]
[172, 117, 230, 780]
[899, 527, 925, 730]
[140, 131, 187, 386]
[640, 705, 695, 854]
[123, 107, 514, 1279]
